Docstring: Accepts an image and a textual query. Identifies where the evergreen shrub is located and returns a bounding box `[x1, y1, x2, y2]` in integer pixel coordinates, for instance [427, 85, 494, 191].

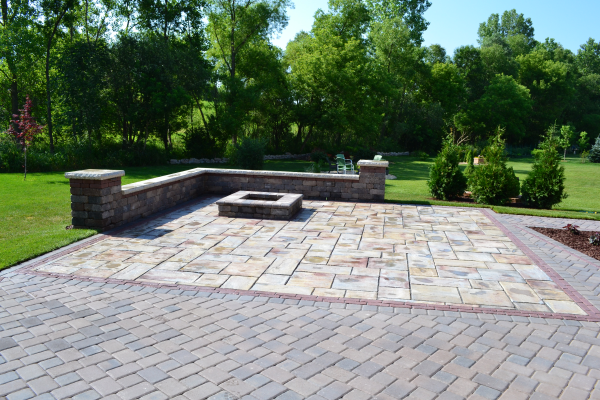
[590, 135, 600, 163]
[468, 129, 520, 205]
[521, 132, 567, 209]
[427, 136, 467, 200]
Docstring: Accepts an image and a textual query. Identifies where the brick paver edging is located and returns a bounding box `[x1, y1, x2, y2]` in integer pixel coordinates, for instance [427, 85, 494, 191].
[482, 209, 600, 321]
[520, 224, 600, 269]
[12, 197, 600, 321]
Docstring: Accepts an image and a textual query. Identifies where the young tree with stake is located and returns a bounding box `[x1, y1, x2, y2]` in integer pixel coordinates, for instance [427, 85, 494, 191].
[7, 96, 44, 180]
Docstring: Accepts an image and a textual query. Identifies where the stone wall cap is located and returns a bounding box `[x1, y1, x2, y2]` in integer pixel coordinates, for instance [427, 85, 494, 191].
[65, 169, 125, 180]
[357, 160, 389, 167]
[121, 168, 360, 196]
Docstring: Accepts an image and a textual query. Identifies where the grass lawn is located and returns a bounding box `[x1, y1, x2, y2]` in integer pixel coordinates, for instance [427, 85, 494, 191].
[1, 156, 599, 270]
[0, 161, 310, 269]
[385, 155, 600, 218]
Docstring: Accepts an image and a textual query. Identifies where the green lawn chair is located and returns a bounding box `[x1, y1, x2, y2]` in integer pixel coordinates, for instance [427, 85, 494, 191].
[336, 154, 354, 174]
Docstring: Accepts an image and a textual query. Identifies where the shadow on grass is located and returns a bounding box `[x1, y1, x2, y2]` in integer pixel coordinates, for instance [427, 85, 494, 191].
[44, 180, 70, 185]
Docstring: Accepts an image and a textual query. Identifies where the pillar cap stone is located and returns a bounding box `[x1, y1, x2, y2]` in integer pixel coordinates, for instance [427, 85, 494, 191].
[357, 160, 389, 168]
[65, 169, 125, 180]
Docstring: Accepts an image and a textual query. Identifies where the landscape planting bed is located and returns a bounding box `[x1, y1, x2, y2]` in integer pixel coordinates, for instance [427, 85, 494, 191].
[530, 227, 600, 262]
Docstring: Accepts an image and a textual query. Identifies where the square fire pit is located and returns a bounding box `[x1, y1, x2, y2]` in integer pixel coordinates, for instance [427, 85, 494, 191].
[216, 191, 303, 220]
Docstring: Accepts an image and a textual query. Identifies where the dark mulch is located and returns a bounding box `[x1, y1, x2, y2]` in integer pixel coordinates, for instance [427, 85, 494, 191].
[530, 227, 600, 262]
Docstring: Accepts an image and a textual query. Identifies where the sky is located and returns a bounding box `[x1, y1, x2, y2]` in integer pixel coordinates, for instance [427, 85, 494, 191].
[271, 0, 600, 54]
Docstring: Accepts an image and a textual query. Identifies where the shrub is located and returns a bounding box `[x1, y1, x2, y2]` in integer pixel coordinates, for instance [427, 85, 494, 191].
[464, 149, 475, 180]
[305, 160, 329, 173]
[0, 134, 171, 172]
[235, 137, 266, 170]
[184, 127, 222, 159]
[590, 232, 600, 246]
[468, 128, 520, 205]
[521, 132, 568, 209]
[353, 147, 376, 161]
[427, 136, 467, 200]
[415, 150, 429, 161]
[310, 151, 329, 164]
[563, 224, 580, 235]
[589, 134, 600, 163]
[224, 141, 238, 166]
[0, 135, 23, 172]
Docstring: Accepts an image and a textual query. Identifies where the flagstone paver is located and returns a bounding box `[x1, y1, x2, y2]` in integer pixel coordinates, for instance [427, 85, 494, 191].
[19, 197, 597, 318]
[3, 196, 600, 399]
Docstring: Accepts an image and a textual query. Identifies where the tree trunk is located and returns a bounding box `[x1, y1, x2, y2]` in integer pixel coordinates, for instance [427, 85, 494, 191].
[300, 125, 313, 153]
[45, 46, 55, 153]
[9, 74, 19, 131]
[44, 8, 70, 154]
[196, 99, 210, 134]
[122, 119, 127, 148]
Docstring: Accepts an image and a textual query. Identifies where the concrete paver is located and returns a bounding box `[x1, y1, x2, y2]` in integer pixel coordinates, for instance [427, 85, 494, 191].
[2, 197, 600, 398]
[20, 198, 598, 318]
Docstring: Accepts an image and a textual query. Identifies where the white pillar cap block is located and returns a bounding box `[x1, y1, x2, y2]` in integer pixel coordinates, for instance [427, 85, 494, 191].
[64, 169, 125, 180]
[357, 160, 389, 168]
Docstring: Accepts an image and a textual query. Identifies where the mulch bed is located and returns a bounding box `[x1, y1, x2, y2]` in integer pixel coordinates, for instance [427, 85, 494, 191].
[530, 227, 600, 262]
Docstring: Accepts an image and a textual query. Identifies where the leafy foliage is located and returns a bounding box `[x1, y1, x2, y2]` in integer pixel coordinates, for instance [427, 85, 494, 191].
[464, 149, 475, 179]
[7, 96, 44, 147]
[563, 224, 580, 234]
[184, 127, 223, 159]
[1, 2, 600, 169]
[352, 147, 376, 161]
[521, 132, 567, 209]
[468, 129, 520, 205]
[590, 232, 600, 246]
[578, 131, 590, 152]
[233, 137, 267, 170]
[427, 136, 467, 200]
[559, 124, 575, 160]
[310, 151, 329, 164]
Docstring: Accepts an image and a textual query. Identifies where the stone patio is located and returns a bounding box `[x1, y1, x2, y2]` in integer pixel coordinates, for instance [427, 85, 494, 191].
[3, 197, 600, 400]
[22, 197, 599, 319]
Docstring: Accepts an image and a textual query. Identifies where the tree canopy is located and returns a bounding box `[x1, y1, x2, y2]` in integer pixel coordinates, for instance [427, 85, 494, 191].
[1, 2, 599, 160]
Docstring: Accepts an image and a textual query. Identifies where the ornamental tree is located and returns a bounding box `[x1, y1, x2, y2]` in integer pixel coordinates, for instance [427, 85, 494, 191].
[7, 96, 44, 180]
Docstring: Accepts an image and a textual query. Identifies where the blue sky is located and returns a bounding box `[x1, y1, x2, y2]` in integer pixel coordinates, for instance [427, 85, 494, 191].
[271, 0, 600, 54]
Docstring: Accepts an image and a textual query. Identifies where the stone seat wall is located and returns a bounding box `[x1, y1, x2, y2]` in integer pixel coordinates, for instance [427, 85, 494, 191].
[64, 160, 388, 231]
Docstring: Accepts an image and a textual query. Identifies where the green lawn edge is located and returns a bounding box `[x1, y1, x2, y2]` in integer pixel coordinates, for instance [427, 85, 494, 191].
[2, 156, 599, 271]
[382, 196, 600, 221]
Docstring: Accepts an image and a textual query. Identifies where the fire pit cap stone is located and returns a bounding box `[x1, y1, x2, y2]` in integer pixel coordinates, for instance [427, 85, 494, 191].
[216, 191, 303, 209]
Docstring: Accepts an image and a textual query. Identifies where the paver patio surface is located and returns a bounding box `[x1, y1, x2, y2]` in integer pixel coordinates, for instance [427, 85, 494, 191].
[26, 197, 591, 317]
[3, 196, 600, 399]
